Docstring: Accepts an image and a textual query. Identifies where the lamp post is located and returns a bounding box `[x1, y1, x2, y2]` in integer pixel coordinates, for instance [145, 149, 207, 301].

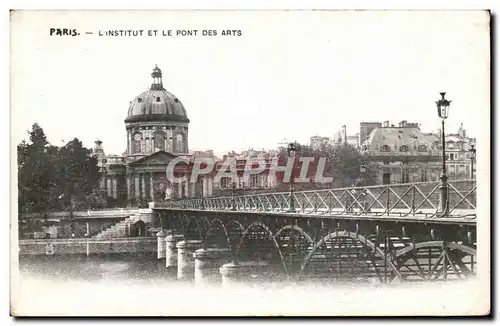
[359, 163, 369, 213]
[287, 142, 297, 213]
[200, 177, 205, 210]
[231, 160, 237, 211]
[436, 92, 451, 217]
[469, 144, 476, 179]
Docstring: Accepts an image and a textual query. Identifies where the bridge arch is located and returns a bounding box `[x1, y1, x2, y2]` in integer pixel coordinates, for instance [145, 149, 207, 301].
[274, 225, 314, 246]
[393, 241, 476, 281]
[236, 222, 288, 274]
[299, 230, 401, 283]
[204, 218, 230, 250]
[180, 214, 204, 240]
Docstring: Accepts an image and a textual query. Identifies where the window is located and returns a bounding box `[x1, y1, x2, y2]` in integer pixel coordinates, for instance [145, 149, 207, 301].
[399, 145, 409, 152]
[447, 142, 455, 149]
[418, 145, 427, 152]
[156, 97, 161, 102]
[402, 170, 410, 183]
[381, 145, 391, 152]
[175, 134, 184, 152]
[132, 133, 142, 153]
[420, 169, 428, 182]
[449, 153, 454, 160]
[137, 98, 143, 103]
[154, 133, 165, 151]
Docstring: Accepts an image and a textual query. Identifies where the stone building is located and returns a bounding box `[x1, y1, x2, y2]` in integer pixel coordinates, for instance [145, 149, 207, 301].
[443, 123, 476, 179]
[96, 65, 213, 203]
[360, 120, 442, 184]
[211, 150, 280, 196]
[310, 136, 333, 151]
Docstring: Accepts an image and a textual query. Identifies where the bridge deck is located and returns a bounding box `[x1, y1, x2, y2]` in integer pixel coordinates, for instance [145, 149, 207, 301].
[155, 207, 477, 226]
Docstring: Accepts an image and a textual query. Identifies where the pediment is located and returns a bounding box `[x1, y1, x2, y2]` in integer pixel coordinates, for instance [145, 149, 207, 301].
[129, 151, 178, 166]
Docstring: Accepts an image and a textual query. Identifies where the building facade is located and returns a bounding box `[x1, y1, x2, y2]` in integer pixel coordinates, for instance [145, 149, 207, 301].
[443, 123, 476, 179]
[360, 120, 442, 184]
[359, 120, 476, 184]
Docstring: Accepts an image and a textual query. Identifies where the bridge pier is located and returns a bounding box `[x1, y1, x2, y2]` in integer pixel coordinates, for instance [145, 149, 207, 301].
[156, 230, 166, 260]
[177, 240, 203, 280]
[193, 248, 231, 285]
[219, 261, 272, 287]
[165, 234, 184, 269]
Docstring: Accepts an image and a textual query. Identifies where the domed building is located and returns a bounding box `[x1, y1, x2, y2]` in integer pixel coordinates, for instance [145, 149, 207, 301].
[95, 66, 213, 203]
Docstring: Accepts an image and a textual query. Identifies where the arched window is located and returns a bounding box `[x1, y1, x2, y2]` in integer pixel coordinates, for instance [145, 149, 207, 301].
[399, 145, 409, 152]
[132, 133, 142, 153]
[418, 145, 428, 152]
[381, 145, 391, 152]
[175, 134, 184, 153]
[154, 132, 165, 151]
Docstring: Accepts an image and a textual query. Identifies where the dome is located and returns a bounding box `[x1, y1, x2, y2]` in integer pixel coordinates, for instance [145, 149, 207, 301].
[125, 66, 190, 124]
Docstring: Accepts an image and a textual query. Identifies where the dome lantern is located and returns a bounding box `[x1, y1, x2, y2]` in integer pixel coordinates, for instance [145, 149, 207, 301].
[150, 65, 164, 90]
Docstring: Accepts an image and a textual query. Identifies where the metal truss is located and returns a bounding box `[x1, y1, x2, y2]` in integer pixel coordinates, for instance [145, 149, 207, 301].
[171, 179, 477, 219]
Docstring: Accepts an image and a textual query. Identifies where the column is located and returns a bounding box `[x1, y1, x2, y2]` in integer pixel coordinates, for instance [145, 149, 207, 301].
[149, 173, 155, 201]
[126, 176, 132, 202]
[177, 240, 203, 280]
[112, 177, 118, 199]
[135, 174, 140, 199]
[141, 173, 147, 199]
[107, 178, 112, 197]
[208, 178, 213, 196]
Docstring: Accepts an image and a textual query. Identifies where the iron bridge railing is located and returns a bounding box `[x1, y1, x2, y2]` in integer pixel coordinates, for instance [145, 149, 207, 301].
[160, 180, 477, 219]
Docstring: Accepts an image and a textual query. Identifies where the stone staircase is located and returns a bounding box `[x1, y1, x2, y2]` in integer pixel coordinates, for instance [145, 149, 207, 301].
[94, 215, 138, 238]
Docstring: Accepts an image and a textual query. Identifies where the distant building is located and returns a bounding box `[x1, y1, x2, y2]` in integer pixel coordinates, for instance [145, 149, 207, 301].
[212, 149, 280, 196]
[310, 136, 333, 150]
[332, 125, 359, 148]
[360, 120, 442, 184]
[443, 123, 476, 179]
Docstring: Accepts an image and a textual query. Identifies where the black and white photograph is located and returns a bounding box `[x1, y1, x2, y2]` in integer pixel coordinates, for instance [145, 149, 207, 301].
[9, 9, 491, 316]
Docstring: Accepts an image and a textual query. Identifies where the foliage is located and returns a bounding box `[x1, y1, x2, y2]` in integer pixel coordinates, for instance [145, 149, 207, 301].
[277, 141, 379, 190]
[17, 123, 104, 216]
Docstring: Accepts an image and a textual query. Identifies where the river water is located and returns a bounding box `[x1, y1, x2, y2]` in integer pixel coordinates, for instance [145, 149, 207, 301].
[12, 254, 486, 316]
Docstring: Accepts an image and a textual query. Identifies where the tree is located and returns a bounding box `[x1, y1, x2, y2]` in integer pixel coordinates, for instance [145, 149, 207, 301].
[276, 141, 379, 190]
[17, 125, 103, 216]
[17, 123, 59, 214]
[55, 138, 102, 211]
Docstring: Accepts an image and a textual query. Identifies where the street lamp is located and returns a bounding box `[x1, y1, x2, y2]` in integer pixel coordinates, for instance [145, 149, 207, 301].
[200, 177, 205, 210]
[469, 144, 476, 179]
[436, 92, 451, 216]
[230, 160, 237, 211]
[287, 142, 297, 213]
[359, 163, 370, 213]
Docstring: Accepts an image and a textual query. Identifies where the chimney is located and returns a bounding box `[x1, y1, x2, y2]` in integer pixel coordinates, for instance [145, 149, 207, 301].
[399, 120, 407, 127]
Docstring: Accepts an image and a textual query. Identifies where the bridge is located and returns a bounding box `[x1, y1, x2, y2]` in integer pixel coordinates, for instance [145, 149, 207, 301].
[152, 179, 477, 284]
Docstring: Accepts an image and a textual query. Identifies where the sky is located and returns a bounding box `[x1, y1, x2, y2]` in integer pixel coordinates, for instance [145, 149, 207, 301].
[11, 10, 490, 156]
